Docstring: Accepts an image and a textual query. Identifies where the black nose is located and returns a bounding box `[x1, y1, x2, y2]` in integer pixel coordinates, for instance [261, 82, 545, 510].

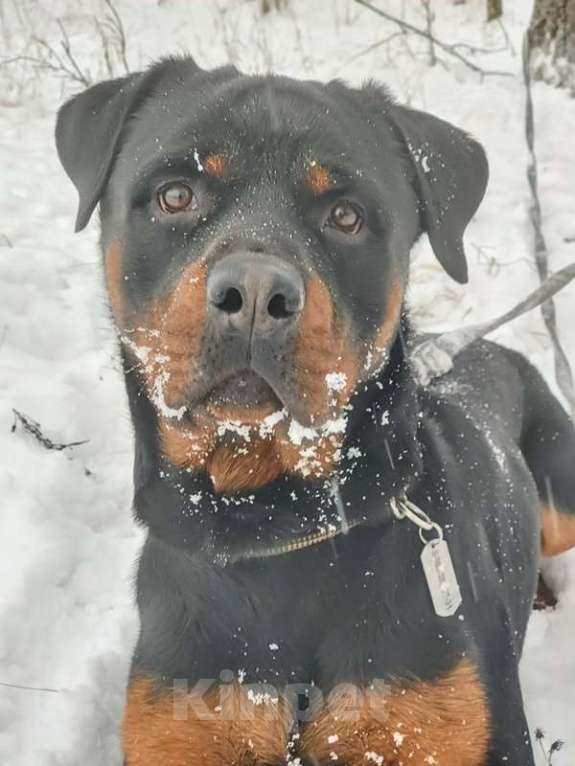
[207, 253, 304, 333]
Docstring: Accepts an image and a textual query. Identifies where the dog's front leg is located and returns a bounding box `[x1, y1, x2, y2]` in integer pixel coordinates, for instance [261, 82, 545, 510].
[123, 675, 291, 765]
[299, 659, 491, 766]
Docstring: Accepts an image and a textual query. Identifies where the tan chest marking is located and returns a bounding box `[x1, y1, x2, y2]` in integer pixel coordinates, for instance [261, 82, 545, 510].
[300, 660, 490, 766]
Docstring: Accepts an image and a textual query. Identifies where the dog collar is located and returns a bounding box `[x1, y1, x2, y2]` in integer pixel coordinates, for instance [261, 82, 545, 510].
[236, 479, 358, 560]
[248, 523, 358, 559]
[243, 489, 463, 619]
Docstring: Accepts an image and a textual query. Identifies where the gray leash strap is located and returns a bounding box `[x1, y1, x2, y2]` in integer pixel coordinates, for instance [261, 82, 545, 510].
[521, 32, 575, 417]
[411, 261, 575, 387]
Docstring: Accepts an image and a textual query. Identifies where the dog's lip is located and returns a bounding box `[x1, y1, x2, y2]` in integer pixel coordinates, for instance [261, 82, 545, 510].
[202, 369, 282, 410]
[184, 369, 320, 429]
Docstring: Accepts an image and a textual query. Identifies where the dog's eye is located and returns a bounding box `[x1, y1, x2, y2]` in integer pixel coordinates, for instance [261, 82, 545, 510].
[328, 200, 364, 234]
[158, 182, 196, 213]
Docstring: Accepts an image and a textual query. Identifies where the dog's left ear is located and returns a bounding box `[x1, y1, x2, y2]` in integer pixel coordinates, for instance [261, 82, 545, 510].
[388, 102, 488, 284]
[351, 82, 488, 284]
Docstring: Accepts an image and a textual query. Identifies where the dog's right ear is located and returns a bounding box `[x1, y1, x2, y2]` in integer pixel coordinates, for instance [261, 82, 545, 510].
[55, 58, 199, 232]
[56, 73, 145, 232]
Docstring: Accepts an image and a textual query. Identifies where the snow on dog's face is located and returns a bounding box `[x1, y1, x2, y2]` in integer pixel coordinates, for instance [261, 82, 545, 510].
[56, 57, 487, 493]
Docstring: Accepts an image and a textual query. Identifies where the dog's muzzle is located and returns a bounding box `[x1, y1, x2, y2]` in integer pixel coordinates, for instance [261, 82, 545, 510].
[198, 251, 306, 413]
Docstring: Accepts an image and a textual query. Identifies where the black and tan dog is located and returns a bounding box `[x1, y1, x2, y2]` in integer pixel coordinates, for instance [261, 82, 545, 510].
[56, 57, 575, 765]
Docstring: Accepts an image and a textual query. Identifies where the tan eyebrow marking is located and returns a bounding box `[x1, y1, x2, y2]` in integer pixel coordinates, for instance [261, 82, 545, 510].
[305, 160, 334, 196]
[204, 153, 227, 179]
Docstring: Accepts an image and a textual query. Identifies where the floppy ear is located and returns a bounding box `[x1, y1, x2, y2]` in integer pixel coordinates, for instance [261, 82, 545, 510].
[56, 73, 145, 231]
[55, 58, 198, 232]
[388, 104, 488, 284]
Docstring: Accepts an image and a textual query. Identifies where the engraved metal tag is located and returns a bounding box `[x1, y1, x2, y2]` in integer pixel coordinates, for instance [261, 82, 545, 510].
[420, 538, 462, 617]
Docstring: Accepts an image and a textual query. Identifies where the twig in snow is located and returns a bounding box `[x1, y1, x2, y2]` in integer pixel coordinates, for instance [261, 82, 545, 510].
[534, 728, 565, 765]
[11, 409, 88, 451]
[353, 0, 514, 78]
[0, 680, 60, 694]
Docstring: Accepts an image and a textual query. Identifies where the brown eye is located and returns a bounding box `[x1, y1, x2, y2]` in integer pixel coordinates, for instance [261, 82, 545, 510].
[158, 182, 195, 213]
[328, 200, 364, 234]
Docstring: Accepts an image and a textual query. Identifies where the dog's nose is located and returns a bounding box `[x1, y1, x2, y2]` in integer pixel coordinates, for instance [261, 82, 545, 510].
[207, 253, 304, 333]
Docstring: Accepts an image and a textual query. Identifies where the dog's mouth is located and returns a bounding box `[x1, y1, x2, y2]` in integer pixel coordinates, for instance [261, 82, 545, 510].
[202, 369, 283, 416]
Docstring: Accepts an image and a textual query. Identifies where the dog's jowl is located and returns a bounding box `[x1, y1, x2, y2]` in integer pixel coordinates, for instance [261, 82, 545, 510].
[56, 56, 575, 765]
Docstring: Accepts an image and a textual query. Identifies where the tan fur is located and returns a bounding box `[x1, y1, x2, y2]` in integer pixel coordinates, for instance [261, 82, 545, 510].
[300, 660, 490, 766]
[295, 277, 359, 424]
[204, 153, 227, 179]
[541, 504, 575, 556]
[363, 279, 403, 377]
[127, 260, 207, 408]
[123, 677, 291, 765]
[207, 438, 284, 493]
[306, 162, 334, 196]
[161, 417, 342, 493]
[124, 663, 489, 765]
[159, 418, 216, 471]
[104, 241, 125, 324]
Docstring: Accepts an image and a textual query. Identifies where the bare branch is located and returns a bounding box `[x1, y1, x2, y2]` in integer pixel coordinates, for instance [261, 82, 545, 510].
[56, 19, 91, 86]
[420, 0, 436, 66]
[353, 0, 514, 77]
[94, 17, 115, 79]
[103, 0, 130, 75]
[0, 51, 89, 86]
[338, 31, 405, 69]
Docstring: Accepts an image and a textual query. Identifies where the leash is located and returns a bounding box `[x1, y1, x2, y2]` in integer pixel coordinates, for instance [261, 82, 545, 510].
[411, 261, 575, 387]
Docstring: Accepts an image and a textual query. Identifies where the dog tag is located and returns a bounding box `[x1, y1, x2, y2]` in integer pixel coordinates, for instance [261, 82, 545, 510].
[420, 538, 462, 617]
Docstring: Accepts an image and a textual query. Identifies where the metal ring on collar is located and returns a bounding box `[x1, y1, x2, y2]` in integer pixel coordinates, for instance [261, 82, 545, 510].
[390, 495, 444, 544]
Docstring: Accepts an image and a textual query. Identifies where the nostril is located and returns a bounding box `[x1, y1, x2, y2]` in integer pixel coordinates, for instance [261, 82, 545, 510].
[215, 287, 243, 314]
[268, 292, 296, 320]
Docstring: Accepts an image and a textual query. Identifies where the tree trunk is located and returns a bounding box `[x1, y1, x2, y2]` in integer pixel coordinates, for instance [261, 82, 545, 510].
[487, 0, 503, 22]
[528, 0, 575, 91]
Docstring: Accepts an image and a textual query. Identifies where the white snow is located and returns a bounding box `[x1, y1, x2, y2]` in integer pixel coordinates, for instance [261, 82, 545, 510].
[1, 1, 574, 764]
[325, 371, 347, 393]
[393, 730, 406, 747]
[193, 148, 204, 173]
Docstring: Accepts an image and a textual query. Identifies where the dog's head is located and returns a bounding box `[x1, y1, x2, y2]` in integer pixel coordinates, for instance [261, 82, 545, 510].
[56, 57, 487, 496]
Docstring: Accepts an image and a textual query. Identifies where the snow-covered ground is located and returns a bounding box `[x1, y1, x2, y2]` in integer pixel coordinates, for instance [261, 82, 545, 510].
[0, 1, 574, 763]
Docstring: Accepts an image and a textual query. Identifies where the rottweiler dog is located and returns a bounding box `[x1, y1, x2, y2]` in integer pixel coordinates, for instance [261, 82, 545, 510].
[56, 56, 575, 765]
